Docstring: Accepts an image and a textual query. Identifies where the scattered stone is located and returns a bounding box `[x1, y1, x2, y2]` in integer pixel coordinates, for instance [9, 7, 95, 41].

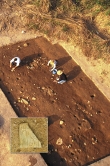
[69, 159, 72, 162]
[56, 138, 63, 145]
[92, 136, 98, 144]
[37, 87, 40, 89]
[66, 105, 69, 108]
[84, 142, 86, 146]
[23, 43, 28, 47]
[26, 107, 29, 111]
[54, 92, 57, 95]
[87, 155, 89, 158]
[18, 99, 21, 103]
[90, 94, 96, 98]
[21, 98, 29, 105]
[68, 144, 72, 148]
[32, 97, 36, 100]
[21, 30, 26, 34]
[60, 120, 64, 125]
[77, 149, 81, 153]
[42, 87, 45, 90]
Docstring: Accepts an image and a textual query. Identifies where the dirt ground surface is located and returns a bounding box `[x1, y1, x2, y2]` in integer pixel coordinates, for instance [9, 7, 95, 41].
[58, 42, 110, 102]
[0, 37, 110, 166]
[0, 88, 47, 166]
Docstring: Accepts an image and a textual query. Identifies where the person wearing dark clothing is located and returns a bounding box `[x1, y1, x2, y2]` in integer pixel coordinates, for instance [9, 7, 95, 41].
[56, 70, 67, 84]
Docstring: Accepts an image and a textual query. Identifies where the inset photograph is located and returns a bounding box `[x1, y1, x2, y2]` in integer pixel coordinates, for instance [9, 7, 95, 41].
[10, 117, 48, 153]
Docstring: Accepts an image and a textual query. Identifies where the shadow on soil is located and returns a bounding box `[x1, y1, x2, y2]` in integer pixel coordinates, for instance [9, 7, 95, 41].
[67, 65, 81, 81]
[48, 115, 60, 126]
[20, 53, 42, 66]
[41, 115, 68, 166]
[83, 154, 110, 166]
[0, 79, 26, 117]
[0, 115, 4, 127]
[41, 144, 68, 166]
[57, 56, 72, 67]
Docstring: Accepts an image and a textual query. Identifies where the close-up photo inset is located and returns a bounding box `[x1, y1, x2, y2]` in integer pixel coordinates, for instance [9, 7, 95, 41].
[10, 117, 48, 153]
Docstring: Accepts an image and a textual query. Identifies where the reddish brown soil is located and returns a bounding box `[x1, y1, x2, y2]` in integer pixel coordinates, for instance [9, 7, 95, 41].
[0, 37, 110, 166]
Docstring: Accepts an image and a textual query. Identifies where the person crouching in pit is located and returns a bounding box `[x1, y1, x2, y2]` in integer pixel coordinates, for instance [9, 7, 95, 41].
[55, 70, 67, 84]
[10, 57, 21, 71]
[47, 60, 58, 74]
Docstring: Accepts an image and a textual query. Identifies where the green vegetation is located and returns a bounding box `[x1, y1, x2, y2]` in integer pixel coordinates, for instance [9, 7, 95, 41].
[31, 0, 40, 7]
[84, 0, 110, 10]
[28, 23, 39, 30]
[106, 9, 110, 16]
[62, 24, 70, 32]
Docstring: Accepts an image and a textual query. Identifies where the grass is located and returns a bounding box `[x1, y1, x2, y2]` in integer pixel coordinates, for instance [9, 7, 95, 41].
[105, 22, 110, 26]
[31, 0, 41, 7]
[28, 23, 39, 30]
[82, 0, 110, 11]
[105, 9, 110, 16]
[92, 9, 101, 17]
[41, 29, 49, 35]
[62, 24, 70, 32]
[23, 0, 110, 61]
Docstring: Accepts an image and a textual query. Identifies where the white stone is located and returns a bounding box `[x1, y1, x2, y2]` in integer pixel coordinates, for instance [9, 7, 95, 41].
[60, 120, 64, 125]
[56, 138, 63, 145]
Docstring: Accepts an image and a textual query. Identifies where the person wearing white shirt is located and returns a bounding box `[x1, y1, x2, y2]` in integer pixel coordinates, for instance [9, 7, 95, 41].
[47, 60, 58, 73]
[10, 57, 21, 71]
